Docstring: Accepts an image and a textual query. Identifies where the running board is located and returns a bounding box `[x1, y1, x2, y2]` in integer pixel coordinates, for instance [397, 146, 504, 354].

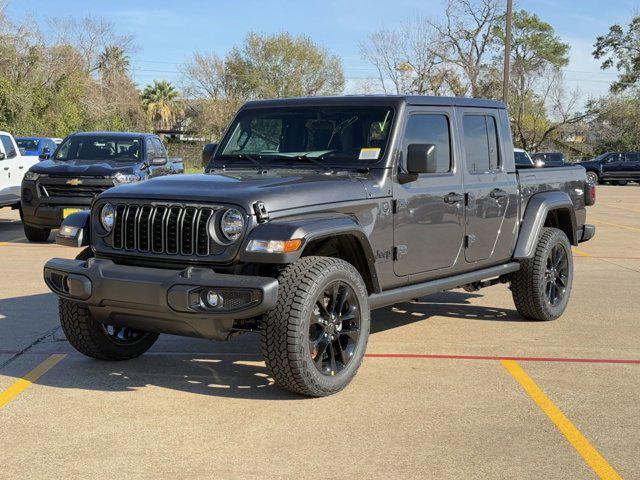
[368, 263, 520, 310]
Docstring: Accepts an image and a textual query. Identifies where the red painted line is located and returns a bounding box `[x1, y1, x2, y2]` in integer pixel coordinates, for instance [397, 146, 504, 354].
[1, 350, 639, 365]
[365, 353, 640, 364]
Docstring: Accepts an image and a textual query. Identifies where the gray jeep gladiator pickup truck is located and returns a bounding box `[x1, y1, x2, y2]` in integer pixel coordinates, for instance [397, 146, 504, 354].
[43, 96, 595, 397]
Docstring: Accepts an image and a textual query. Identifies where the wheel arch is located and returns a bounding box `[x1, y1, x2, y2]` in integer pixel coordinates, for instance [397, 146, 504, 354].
[239, 214, 380, 293]
[513, 191, 578, 259]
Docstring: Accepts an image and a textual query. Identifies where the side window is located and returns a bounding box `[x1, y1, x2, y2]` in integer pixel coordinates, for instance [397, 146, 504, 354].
[152, 138, 166, 157]
[624, 153, 639, 162]
[403, 114, 452, 173]
[0, 135, 17, 159]
[463, 115, 501, 172]
[145, 138, 157, 158]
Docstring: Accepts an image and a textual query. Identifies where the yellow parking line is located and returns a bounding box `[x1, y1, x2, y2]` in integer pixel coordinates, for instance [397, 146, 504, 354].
[0, 236, 24, 246]
[0, 354, 66, 410]
[572, 248, 592, 257]
[502, 360, 621, 480]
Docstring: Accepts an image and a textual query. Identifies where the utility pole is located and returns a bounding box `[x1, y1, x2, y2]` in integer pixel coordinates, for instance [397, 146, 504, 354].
[502, 0, 513, 104]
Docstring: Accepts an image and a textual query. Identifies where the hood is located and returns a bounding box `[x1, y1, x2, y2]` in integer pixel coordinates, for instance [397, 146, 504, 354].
[101, 169, 375, 213]
[30, 158, 139, 176]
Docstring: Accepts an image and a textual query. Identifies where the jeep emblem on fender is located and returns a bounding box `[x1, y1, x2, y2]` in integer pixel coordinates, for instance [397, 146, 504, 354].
[66, 178, 83, 186]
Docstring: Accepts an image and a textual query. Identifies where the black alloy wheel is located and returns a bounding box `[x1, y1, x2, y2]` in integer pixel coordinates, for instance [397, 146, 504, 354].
[309, 281, 361, 376]
[544, 244, 569, 307]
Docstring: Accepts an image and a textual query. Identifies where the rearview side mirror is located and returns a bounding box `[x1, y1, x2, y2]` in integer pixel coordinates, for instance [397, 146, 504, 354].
[407, 144, 437, 174]
[202, 143, 218, 166]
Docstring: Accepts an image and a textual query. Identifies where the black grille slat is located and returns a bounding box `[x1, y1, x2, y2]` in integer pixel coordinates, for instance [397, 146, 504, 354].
[113, 205, 126, 249]
[124, 206, 139, 250]
[39, 184, 111, 198]
[151, 206, 167, 253]
[196, 209, 214, 256]
[180, 208, 197, 255]
[109, 203, 222, 257]
[166, 207, 181, 254]
[138, 206, 153, 252]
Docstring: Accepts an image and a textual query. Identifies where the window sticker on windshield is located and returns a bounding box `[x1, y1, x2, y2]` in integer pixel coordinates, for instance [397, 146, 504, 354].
[359, 148, 381, 160]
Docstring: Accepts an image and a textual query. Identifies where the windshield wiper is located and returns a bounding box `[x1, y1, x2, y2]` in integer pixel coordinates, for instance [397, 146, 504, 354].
[272, 154, 333, 173]
[218, 154, 267, 172]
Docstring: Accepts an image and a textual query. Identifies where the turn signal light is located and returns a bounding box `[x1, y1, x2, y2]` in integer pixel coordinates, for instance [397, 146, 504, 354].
[246, 239, 303, 253]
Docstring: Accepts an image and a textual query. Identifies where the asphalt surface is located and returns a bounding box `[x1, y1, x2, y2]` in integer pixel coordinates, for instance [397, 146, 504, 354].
[0, 186, 638, 479]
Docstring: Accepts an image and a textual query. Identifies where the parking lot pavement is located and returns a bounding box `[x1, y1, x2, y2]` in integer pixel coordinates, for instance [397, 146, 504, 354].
[0, 186, 638, 479]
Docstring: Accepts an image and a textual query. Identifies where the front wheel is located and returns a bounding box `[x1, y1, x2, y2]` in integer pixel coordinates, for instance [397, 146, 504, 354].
[59, 299, 159, 360]
[262, 256, 370, 397]
[23, 224, 50, 242]
[511, 227, 573, 321]
[585, 171, 599, 185]
[617, 180, 628, 186]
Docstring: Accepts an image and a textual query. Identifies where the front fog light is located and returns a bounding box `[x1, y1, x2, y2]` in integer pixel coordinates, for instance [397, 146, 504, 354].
[100, 203, 115, 232]
[203, 290, 224, 308]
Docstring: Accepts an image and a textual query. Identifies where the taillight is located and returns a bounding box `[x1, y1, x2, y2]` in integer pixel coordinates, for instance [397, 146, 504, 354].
[585, 183, 596, 206]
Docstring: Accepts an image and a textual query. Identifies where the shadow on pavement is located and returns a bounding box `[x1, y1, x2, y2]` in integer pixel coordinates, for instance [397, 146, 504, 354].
[0, 290, 525, 400]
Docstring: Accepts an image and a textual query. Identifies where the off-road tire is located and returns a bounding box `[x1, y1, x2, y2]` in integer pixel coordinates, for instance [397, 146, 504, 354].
[59, 298, 159, 360]
[511, 227, 573, 321]
[262, 256, 370, 397]
[617, 180, 628, 186]
[23, 224, 50, 242]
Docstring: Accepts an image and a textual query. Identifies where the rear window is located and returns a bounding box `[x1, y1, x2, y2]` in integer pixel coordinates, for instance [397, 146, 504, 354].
[463, 115, 500, 172]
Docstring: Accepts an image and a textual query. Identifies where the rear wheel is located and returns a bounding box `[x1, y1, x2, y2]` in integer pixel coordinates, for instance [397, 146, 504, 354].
[511, 227, 573, 321]
[262, 256, 370, 397]
[59, 298, 159, 360]
[23, 224, 50, 242]
[617, 180, 628, 186]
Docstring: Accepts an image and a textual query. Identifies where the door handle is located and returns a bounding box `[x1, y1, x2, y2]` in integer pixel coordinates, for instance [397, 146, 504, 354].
[3, 167, 9, 171]
[489, 188, 508, 199]
[444, 192, 464, 204]
[18, 165, 24, 169]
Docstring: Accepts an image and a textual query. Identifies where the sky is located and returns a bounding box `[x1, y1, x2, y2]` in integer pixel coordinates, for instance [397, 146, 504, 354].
[7, 0, 638, 106]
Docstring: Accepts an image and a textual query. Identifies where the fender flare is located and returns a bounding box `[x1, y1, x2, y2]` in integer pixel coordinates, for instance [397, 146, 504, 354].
[55, 210, 91, 248]
[239, 214, 380, 292]
[513, 191, 577, 259]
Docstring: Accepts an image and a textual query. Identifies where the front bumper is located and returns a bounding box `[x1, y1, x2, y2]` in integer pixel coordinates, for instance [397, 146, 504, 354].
[43, 258, 279, 340]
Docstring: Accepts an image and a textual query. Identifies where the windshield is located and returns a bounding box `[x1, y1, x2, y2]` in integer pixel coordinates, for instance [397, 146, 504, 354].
[54, 135, 141, 162]
[17, 139, 39, 150]
[216, 106, 394, 166]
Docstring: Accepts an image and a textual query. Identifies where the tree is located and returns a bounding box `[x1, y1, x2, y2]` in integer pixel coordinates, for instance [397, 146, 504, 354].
[428, 0, 505, 97]
[359, 20, 465, 96]
[593, 16, 640, 92]
[226, 32, 344, 99]
[142, 80, 182, 128]
[181, 32, 344, 139]
[493, 10, 571, 150]
[587, 92, 640, 153]
[96, 45, 130, 80]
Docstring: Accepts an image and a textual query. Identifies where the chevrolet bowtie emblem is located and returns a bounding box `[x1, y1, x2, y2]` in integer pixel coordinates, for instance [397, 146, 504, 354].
[66, 178, 83, 186]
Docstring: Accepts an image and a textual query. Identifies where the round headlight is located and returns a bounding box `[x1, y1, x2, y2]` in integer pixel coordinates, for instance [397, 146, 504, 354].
[100, 203, 115, 232]
[219, 208, 244, 242]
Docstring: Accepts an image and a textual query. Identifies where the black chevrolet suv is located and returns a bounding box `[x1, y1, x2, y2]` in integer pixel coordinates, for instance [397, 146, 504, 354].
[43, 96, 595, 397]
[21, 132, 183, 242]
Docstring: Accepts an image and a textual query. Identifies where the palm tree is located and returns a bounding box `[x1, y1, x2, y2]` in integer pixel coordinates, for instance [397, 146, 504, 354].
[141, 80, 182, 128]
[96, 46, 130, 79]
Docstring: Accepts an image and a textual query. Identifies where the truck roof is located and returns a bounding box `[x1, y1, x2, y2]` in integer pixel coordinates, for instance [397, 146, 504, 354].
[242, 95, 506, 110]
[69, 131, 154, 138]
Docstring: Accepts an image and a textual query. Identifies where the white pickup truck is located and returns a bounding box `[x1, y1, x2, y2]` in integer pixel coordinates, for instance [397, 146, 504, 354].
[0, 131, 40, 211]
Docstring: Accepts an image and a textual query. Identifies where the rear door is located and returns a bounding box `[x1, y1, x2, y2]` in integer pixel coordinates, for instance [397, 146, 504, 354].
[393, 107, 465, 276]
[459, 110, 518, 264]
[623, 152, 640, 179]
[0, 134, 20, 205]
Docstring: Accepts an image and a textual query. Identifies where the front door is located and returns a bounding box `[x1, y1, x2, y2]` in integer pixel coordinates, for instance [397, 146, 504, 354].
[602, 153, 624, 179]
[459, 110, 518, 264]
[0, 134, 20, 205]
[393, 108, 465, 276]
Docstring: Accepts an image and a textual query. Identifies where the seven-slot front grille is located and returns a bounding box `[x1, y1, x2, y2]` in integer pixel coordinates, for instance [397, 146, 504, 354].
[111, 203, 218, 256]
